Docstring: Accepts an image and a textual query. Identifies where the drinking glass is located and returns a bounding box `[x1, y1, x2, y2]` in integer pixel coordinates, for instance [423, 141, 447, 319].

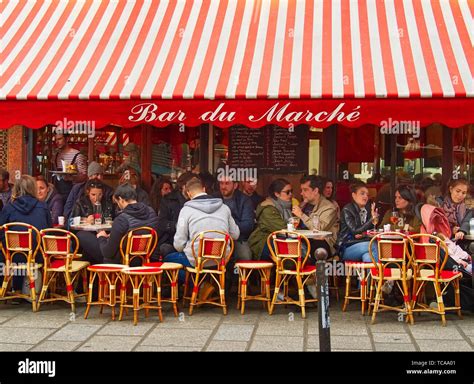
[311, 216, 320, 232]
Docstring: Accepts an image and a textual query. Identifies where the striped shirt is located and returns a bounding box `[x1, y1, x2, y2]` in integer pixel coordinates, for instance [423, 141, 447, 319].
[55, 149, 87, 175]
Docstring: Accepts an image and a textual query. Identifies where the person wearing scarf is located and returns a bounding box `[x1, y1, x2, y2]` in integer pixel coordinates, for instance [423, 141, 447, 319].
[248, 178, 295, 260]
[436, 179, 473, 252]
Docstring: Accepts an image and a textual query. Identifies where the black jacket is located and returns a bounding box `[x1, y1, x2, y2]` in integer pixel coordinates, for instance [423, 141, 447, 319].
[157, 189, 187, 248]
[64, 181, 114, 220]
[70, 194, 115, 222]
[214, 189, 255, 241]
[99, 202, 159, 264]
[337, 202, 374, 252]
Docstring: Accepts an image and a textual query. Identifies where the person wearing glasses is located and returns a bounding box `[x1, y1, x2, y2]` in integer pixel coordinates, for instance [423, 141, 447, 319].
[248, 178, 295, 261]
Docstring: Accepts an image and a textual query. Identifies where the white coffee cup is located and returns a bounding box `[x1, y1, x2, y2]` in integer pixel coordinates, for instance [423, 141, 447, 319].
[73, 216, 81, 226]
[58, 216, 65, 226]
[383, 224, 391, 232]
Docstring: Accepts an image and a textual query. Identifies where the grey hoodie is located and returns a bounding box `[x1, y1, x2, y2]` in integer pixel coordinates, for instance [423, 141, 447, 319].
[173, 195, 240, 266]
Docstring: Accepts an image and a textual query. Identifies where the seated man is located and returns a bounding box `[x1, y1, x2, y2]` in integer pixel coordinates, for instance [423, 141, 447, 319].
[156, 172, 196, 257]
[292, 175, 339, 257]
[240, 177, 264, 211]
[165, 177, 240, 284]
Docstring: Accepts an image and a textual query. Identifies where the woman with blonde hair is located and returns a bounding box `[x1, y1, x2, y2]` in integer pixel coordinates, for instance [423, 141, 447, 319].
[36, 176, 63, 226]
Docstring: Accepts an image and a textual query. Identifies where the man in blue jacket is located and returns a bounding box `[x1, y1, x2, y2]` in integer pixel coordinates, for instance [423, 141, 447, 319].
[216, 177, 255, 260]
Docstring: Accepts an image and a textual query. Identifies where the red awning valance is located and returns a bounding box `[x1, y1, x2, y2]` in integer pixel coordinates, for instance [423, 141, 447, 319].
[0, 0, 472, 129]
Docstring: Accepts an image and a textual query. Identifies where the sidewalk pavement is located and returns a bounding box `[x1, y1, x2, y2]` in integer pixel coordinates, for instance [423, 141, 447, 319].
[0, 299, 472, 352]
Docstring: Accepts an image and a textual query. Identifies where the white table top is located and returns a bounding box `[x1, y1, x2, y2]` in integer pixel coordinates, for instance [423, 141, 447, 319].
[295, 230, 333, 239]
[464, 234, 474, 241]
[70, 223, 112, 232]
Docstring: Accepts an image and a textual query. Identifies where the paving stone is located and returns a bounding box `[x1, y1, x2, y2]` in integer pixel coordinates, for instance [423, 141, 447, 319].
[454, 322, 474, 336]
[0, 316, 11, 324]
[409, 325, 464, 340]
[249, 336, 304, 351]
[375, 343, 417, 351]
[97, 321, 155, 336]
[48, 324, 102, 342]
[77, 336, 142, 351]
[372, 332, 412, 343]
[0, 343, 34, 351]
[2, 315, 70, 329]
[151, 315, 221, 329]
[134, 345, 202, 351]
[328, 323, 369, 336]
[366, 321, 407, 333]
[256, 320, 305, 336]
[330, 335, 373, 350]
[213, 324, 254, 342]
[141, 328, 213, 348]
[0, 327, 55, 344]
[31, 341, 82, 352]
[417, 339, 472, 352]
[221, 313, 261, 325]
[206, 341, 248, 351]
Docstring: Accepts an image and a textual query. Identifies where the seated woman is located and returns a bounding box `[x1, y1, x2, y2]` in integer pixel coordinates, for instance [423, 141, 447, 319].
[150, 176, 173, 214]
[435, 178, 473, 253]
[248, 178, 294, 261]
[322, 177, 340, 221]
[380, 185, 422, 232]
[70, 180, 114, 225]
[0, 175, 52, 292]
[337, 181, 378, 263]
[36, 176, 64, 226]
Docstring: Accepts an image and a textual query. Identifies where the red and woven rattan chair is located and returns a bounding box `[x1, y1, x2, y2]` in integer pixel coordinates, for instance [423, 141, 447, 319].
[119, 266, 163, 325]
[142, 261, 183, 316]
[342, 260, 375, 315]
[235, 260, 274, 315]
[0, 223, 41, 311]
[410, 234, 463, 326]
[183, 230, 234, 315]
[368, 232, 414, 324]
[119, 226, 158, 266]
[267, 230, 315, 319]
[84, 226, 158, 320]
[37, 229, 89, 313]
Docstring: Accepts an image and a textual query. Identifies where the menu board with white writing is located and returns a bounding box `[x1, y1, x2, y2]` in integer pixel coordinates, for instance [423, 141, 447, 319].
[228, 125, 308, 173]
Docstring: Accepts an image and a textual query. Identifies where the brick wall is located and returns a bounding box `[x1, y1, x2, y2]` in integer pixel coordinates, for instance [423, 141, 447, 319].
[7, 125, 27, 178]
[0, 130, 7, 169]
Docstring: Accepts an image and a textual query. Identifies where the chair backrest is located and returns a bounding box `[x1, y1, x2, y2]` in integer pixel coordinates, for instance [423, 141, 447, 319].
[120, 227, 158, 265]
[369, 232, 413, 276]
[2, 222, 41, 263]
[40, 228, 79, 270]
[409, 233, 448, 280]
[267, 230, 310, 273]
[191, 230, 233, 271]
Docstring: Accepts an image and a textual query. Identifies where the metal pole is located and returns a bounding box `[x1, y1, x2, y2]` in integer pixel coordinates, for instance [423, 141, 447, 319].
[315, 248, 331, 352]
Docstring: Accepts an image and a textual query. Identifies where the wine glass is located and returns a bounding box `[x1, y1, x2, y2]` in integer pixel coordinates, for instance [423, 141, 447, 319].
[390, 211, 399, 230]
[371, 209, 379, 231]
[311, 216, 320, 233]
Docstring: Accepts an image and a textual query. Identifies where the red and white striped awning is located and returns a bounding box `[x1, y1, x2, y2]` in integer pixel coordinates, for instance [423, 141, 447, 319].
[1, 0, 473, 129]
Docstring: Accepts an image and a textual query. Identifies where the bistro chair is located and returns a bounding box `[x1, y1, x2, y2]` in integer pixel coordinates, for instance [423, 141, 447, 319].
[409, 234, 463, 326]
[342, 260, 375, 315]
[368, 232, 414, 325]
[37, 229, 89, 313]
[119, 226, 158, 266]
[0, 223, 42, 311]
[119, 266, 163, 325]
[142, 261, 183, 317]
[267, 230, 315, 319]
[84, 264, 126, 320]
[183, 230, 234, 315]
[235, 260, 274, 315]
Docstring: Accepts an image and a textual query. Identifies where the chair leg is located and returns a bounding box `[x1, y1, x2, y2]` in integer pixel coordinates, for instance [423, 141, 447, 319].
[189, 273, 199, 316]
[342, 269, 351, 312]
[220, 272, 227, 315]
[295, 275, 305, 319]
[270, 272, 282, 315]
[236, 268, 242, 311]
[371, 280, 383, 324]
[454, 279, 462, 319]
[401, 279, 414, 325]
[433, 282, 446, 326]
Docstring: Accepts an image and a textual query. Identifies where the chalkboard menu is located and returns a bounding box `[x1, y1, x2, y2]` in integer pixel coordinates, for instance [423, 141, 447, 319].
[228, 125, 308, 173]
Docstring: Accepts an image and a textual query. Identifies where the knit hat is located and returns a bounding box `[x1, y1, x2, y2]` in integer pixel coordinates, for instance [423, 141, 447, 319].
[87, 161, 104, 177]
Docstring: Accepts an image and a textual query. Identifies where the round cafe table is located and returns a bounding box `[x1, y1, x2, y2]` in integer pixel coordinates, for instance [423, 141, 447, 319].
[294, 229, 333, 240]
[70, 223, 112, 232]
